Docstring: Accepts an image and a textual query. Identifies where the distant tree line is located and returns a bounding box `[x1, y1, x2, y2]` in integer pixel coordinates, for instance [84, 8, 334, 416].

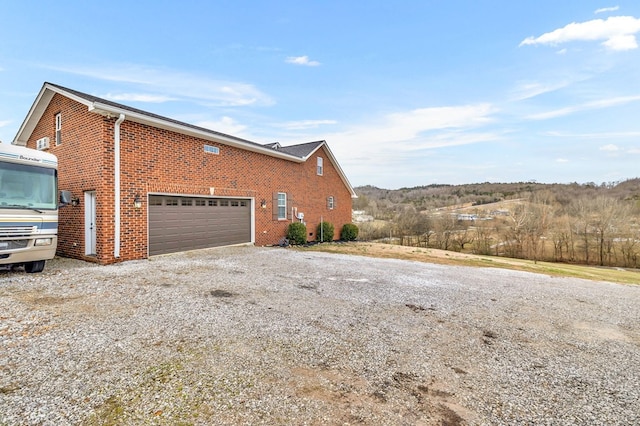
[355, 179, 640, 268]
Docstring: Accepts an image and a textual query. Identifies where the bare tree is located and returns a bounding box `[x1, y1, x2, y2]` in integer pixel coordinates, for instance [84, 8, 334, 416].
[433, 214, 458, 251]
[502, 203, 529, 259]
[473, 220, 496, 255]
[451, 227, 474, 252]
[569, 197, 593, 264]
[525, 191, 555, 263]
[394, 207, 431, 247]
[618, 223, 640, 268]
[590, 196, 628, 266]
[550, 214, 574, 262]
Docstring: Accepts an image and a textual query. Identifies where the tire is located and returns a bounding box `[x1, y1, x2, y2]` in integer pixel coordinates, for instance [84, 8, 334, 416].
[24, 260, 46, 273]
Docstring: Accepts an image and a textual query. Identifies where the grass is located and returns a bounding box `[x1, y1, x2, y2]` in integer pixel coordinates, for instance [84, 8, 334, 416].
[300, 242, 640, 286]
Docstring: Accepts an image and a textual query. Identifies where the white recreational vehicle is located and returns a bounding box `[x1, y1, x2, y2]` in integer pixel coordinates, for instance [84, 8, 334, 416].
[0, 143, 69, 272]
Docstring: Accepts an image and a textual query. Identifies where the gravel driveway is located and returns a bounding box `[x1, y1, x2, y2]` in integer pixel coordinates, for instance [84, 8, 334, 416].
[1, 246, 639, 425]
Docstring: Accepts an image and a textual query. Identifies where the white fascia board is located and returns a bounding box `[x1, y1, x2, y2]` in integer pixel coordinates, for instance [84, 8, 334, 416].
[88, 102, 304, 163]
[47, 83, 96, 107]
[13, 87, 56, 146]
[14, 83, 97, 146]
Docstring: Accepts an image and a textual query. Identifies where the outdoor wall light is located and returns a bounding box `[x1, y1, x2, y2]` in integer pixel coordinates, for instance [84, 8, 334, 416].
[71, 197, 80, 207]
[260, 199, 267, 209]
[134, 195, 142, 209]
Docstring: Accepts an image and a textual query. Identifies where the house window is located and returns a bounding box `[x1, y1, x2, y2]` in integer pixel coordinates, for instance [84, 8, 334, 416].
[55, 113, 62, 146]
[277, 192, 287, 220]
[195, 199, 206, 206]
[317, 157, 323, 176]
[327, 196, 335, 210]
[204, 145, 220, 155]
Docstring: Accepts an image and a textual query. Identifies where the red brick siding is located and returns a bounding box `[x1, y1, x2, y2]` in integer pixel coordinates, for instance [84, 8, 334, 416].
[26, 95, 353, 264]
[26, 94, 117, 264]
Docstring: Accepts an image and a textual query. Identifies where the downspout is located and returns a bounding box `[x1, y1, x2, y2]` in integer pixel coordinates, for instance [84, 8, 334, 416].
[114, 114, 125, 258]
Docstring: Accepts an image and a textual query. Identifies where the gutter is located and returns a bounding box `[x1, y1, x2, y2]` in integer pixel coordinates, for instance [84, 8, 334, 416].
[88, 101, 304, 162]
[114, 114, 125, 258]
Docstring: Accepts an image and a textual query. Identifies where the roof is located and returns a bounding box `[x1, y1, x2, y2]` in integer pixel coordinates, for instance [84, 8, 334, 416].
[278, 140, 325, 158]
[13, 82, 356, 197]
[44, 83, 265, 147]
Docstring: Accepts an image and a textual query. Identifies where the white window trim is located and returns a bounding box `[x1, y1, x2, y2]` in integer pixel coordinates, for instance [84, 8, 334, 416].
[204, 144, 220, 154]
[55, 113, 62, 146]
[317, 157, 323, 176]
[328, 196, 334, 210]
[277, 192, 287, 220]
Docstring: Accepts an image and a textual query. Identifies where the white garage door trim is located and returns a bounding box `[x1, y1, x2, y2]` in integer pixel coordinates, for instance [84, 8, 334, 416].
[147, 194, 254, 256]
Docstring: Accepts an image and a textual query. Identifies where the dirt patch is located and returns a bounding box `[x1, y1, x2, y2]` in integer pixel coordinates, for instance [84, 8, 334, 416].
[208, 289, 236, 298]
[573, 321, 635, 343]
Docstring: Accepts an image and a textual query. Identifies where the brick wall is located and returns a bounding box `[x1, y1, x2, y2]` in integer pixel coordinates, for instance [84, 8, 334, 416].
[26, 94, 353, 264]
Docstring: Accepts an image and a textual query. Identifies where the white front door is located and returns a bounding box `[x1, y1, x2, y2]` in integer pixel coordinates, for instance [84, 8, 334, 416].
[84, 191, 97, 255]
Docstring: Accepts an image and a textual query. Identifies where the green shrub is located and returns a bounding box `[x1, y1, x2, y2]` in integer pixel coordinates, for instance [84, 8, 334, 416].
[340, 223, 359, 241]
[316, 221, 335, 242]
[286, 222, 307, 245]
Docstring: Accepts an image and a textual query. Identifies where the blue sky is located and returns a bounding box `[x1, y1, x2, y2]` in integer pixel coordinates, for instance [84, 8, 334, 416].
[1, 1, 639, 189]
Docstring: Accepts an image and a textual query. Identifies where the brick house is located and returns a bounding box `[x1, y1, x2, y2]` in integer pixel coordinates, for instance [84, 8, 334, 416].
[13, 82, 356, 264]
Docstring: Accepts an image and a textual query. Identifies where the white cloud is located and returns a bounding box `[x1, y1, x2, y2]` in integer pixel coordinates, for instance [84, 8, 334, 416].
[44, 63, 274, 107]
[556, 158, 569, 163]
[520, 16, 640, 51]
[194, 116, 247, 136]
[270, 103, 500, 186]
[332, 104, 496, 148]
[545, 130, 640, 139]
[600, 143, 620, 151]
[0, 120, 10, 128]
[285, 56, 321, 66]
[595, 6, 619, 14]
[526, 94, 640, 120]
[323, 104, 500, 177]
[627, 148, 640, 154]
[511, 80, 570, 101]
[102, 93, 176, 103]
[602, 34, 638, 50]
[276, 119, 337, 130]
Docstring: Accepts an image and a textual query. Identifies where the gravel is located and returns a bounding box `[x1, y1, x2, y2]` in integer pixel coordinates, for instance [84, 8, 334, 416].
[1, 245, 639, 425]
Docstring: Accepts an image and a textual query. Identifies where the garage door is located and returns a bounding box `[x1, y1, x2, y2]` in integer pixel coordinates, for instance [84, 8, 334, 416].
[148, 195, 251, 256]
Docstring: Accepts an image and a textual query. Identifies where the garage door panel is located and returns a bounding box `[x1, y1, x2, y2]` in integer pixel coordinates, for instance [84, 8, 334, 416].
[149, 196, 252, 256]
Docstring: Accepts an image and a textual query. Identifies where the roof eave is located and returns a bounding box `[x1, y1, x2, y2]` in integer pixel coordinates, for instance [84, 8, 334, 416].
[14, 83, 103, 146]
[14, 84, 304, 162]
[12, 85, 55, 146]
[87, 101, 304, 162]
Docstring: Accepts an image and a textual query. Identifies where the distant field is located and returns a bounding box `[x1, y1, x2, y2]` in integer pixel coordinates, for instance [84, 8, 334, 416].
[301, 242, 640, 286]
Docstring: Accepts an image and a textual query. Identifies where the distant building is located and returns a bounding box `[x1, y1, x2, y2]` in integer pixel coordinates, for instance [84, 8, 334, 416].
[353, 210, 374, 222]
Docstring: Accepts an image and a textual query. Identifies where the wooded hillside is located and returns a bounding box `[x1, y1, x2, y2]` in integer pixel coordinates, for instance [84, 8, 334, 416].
[353, 179, 640, 269]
